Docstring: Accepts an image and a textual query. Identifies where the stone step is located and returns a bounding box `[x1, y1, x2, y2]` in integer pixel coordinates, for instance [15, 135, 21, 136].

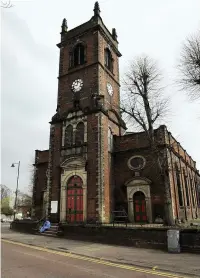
[36, 223, 60, 237]
[48, 226, 58, 231]
[36, 229, 58, 237]
[44, 229, 57, 234]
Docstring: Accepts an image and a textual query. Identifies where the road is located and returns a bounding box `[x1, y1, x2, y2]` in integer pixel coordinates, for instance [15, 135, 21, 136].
[2, 241, 183, 278]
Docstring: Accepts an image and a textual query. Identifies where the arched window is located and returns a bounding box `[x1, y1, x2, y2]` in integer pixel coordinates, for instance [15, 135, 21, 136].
[183, 170, 190, 206]
[197, 182, 200, 207]
[175, 164, 183, 207]
[108, 127, 113, 152]
[190, 175, 196, 207]
[67, 175, 83, 188]
[75, 122, 84, 145]
[105, 48, 113, 71]
[65, 125, 73, 147]
[73, 43, 85, 66]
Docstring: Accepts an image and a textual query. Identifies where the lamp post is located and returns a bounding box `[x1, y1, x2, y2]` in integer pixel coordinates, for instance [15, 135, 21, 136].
[11, 161, 20, 220]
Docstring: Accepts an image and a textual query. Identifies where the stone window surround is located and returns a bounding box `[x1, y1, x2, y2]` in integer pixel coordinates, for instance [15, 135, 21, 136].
[60, 157, 87, 222]
[125, 177, 152, 223]
[62, 113, 87, 147]
[69, 40, 87, 69]
[105, 47, 113, 72]
[127, 155, 146, 171]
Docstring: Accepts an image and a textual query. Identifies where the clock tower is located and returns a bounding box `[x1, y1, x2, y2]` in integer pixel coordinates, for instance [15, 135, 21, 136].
[46, 2, 126, 223]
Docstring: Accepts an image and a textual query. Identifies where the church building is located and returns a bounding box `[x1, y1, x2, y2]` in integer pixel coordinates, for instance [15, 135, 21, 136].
[32, 2, 200, 225]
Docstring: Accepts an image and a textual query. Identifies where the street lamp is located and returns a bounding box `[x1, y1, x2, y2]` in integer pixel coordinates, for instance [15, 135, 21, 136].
[11, 161, 20, 220]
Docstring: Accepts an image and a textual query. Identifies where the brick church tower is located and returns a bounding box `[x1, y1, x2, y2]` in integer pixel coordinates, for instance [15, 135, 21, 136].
[39, 2, 126, 223]
[33, 2, 200, 224]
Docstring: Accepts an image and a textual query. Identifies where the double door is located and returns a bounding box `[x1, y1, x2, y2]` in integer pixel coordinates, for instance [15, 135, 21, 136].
[67, 187, 83, 222]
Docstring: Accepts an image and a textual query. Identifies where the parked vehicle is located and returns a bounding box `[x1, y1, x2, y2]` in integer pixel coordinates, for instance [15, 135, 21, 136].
[1, 218, 13, 223]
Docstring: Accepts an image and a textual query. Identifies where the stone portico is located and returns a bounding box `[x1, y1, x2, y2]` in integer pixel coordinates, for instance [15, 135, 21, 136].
[125, 177, 152, 223]
[60, 157, 87, 222]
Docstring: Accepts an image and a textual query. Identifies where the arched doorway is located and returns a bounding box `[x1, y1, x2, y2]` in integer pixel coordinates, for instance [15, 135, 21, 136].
[66, 175, 83, 223]
[133, 191, 147, 223]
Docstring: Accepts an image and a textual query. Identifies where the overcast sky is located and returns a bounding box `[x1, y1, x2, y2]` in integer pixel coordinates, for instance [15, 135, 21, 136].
[1, 0, 200, 195]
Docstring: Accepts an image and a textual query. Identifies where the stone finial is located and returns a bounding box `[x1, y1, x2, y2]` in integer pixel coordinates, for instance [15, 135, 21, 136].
[93, 1, 100, 16]
[112, 28, 118, 41]
[61, 18, 68, 33]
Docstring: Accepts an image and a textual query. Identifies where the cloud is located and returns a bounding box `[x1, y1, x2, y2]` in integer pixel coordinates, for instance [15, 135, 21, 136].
[1, 0, 200, 195]
[1, 11, 57, 192]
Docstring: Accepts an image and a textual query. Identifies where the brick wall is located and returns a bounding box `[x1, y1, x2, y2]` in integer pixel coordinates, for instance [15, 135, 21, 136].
[58, 27, 99, 115]
[33, 150, 49, 218]
[112, 125, 200, 222]
[86, 113, 99, 219]
[48, 123, 63, 222]
[166, 129, 200, 221]
[59, 224, 168, 250]
[58, 224, 199, 253]
[54, 13, 123, 224]
[113, 149, 165, 220]
[33, 7, 200, 226]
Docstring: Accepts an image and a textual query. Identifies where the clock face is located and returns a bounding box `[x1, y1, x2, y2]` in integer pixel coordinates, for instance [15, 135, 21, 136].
[107, 83, 113, 96]
[71, 79, 83, 93]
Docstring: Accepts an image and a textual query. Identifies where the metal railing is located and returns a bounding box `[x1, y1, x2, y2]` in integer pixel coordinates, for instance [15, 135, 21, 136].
[60, 213, 200, 230]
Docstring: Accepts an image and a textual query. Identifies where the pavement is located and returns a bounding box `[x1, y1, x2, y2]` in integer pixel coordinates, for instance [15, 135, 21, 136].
[1, 223, 200, 278]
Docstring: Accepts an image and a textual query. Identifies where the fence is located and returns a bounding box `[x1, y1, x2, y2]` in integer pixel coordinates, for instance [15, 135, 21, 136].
[64, 212, 200, 230]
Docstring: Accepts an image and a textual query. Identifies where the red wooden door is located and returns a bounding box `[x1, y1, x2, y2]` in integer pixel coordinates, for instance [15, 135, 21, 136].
[133, 192, 147, 223]
[66, 176, 83, 223]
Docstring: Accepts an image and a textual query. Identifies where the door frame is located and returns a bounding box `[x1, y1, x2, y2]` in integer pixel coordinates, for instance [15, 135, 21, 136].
[125, 177, 152, 223]
[60, 157, 87, 223]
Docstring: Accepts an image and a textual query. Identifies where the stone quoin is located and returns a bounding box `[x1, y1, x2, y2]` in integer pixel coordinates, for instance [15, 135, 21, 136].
[32, 2, 200, 225]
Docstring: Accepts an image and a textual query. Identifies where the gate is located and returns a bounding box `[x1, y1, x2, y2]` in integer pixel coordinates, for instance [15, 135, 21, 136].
[66, 175, 83, 223]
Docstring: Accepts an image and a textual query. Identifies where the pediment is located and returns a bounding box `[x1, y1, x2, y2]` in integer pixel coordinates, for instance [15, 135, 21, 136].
[61, 156, 86, 170]
[125, 177, 152, 187]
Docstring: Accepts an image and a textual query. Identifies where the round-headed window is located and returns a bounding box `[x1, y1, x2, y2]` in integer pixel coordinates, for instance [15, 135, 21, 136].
[67, 175, 83, 188]
[128, 156, 146, 170]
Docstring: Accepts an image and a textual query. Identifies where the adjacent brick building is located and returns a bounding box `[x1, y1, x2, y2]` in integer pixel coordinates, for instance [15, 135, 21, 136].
[32, 2, 200, 224]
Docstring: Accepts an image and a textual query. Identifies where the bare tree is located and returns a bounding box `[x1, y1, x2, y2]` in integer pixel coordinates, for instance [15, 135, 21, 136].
[121, 56, 169, 144]
[120, 56, 174, 225]
[178, 31, 200, 101]
[17, 191, 32, 207]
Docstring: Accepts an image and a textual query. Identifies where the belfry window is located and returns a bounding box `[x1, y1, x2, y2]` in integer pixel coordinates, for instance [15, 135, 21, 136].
[65, 125, 73, 147]
[105, 48, 113, 72]
[73, 43, 85, 66]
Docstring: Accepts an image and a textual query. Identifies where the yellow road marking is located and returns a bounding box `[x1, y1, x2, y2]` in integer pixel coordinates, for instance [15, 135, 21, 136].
[2, 239, 189, 278]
